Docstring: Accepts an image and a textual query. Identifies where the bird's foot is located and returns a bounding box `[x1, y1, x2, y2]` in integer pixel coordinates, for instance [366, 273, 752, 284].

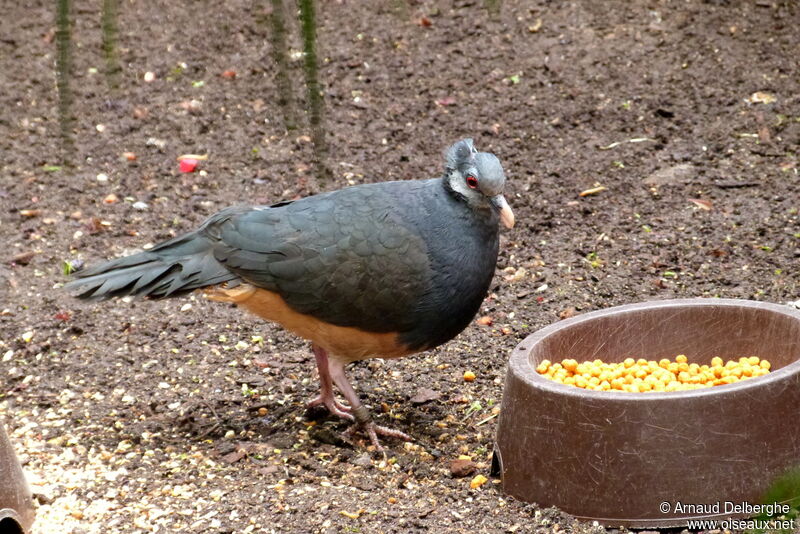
[342, 405, 412, 451]
[306, 395, 354, 421]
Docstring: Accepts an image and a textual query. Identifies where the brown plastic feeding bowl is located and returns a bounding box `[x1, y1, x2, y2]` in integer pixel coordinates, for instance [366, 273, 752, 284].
[493, 299, 800, 528]
[0, 420, 34, 533]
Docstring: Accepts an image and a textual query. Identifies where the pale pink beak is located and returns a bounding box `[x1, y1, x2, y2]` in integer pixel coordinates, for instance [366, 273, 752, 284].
[491, 194, 515, 229]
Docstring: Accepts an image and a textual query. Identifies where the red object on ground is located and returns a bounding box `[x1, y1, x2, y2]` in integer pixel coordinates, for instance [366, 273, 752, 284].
[179, 158, 199, 173]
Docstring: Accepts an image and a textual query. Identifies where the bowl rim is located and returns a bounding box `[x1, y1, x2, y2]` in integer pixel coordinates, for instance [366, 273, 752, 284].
[510, 298, 800, 401]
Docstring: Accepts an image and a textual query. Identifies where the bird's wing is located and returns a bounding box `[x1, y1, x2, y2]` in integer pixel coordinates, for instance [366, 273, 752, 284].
[205, 184, 432, 334]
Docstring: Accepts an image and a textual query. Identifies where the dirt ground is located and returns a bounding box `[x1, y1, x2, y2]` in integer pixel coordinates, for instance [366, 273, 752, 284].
[1, 0, 799, 532]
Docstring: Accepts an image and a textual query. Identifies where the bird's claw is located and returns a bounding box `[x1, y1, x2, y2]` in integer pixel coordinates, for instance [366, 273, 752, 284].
[342, 405, 412, 450]
[306, 395, 354, 421]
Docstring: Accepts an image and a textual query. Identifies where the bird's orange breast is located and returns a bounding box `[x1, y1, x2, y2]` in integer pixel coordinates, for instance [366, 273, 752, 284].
[204, 284, 415, 362]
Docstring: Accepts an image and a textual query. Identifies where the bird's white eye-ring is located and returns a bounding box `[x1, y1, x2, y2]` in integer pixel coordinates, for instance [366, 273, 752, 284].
[466, 175, 478, 189]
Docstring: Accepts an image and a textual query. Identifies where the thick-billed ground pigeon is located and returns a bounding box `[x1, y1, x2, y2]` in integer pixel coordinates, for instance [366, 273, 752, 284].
[66, 138, 514, 449]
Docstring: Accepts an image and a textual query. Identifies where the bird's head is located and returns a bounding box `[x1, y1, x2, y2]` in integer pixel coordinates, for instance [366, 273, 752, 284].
[444, 138, 515, 229]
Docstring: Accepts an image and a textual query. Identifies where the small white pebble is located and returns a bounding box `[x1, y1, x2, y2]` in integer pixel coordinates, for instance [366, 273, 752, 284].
[145, 137, 166, 149]
[144, 71, 155, 82]
[96, 173, 109, 182]
[132, 201, 149, 211]
[21, 331, 34, 343]
[180, 303, 192, 312]
[95, 124, 106, 133]
[224, 430, 235, 439]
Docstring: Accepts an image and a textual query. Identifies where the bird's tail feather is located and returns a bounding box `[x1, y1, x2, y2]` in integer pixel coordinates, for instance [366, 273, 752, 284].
[65, 231, 238, 300]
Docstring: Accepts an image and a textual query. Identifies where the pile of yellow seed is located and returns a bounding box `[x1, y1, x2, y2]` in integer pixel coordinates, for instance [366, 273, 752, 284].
[536, 355, 771, 392]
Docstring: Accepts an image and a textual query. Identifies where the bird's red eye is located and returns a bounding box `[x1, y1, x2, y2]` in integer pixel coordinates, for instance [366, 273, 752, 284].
[466, 175, 478, 189]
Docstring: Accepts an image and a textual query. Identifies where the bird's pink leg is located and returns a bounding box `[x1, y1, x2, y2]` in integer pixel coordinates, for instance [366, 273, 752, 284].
[306, 344, 353, 421]
[327, 357, 411, 450]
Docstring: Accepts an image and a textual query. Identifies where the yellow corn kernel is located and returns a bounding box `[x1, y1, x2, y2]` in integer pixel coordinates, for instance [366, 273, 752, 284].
[748, 356, 760, 366]
[562, 359, 578, 372]
[658, 358, 671, 368]
[675, 354, 688, 364]
[760, 360, 771, 370]
[536, 360, 551, 374]
[623, 358, 635, 368]
[711, 356, 723, 367]
[470, 474, 488, 489]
